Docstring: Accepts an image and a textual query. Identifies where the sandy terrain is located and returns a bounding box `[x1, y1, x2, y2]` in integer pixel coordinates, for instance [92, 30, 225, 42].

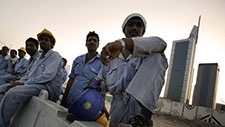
[152, 112, 221, 127]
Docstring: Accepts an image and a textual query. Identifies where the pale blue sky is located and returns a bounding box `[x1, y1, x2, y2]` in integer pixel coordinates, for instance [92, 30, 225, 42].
[1, 0, 225, 103]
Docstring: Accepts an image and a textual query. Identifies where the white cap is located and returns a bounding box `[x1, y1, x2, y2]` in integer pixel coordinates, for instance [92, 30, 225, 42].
[122, 13, 147, 34]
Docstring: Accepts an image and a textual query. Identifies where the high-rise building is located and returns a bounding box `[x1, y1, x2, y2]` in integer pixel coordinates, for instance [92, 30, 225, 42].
[164, 25, 198, 103]
[192, 63, 220, 109]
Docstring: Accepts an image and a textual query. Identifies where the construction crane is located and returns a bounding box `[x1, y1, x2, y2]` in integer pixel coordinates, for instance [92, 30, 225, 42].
[0, 40, 6, 45]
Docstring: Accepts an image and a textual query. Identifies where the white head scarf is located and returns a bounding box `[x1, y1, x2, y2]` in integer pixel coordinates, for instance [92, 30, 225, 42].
[122, 13, 147, 34]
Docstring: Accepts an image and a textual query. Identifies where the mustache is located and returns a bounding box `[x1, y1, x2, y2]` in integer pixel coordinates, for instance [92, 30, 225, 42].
[87, 42, 96, 45]
[129, 30, 138, 34]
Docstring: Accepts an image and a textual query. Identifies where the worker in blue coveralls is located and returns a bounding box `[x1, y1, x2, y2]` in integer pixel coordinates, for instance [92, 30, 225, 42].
[0, 46, 10, 75]
[60, 31, 101, 107]
[0, 28, 63, 127]
[60, 31, 109, 119]
[0, 37, 40, 101]
[97, 13, 168, 127]
[53, 57, 68, 102]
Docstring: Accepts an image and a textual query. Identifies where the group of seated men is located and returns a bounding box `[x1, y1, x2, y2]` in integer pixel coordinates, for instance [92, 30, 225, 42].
[0, 29, 68, 127]
[0, 46, 27, 84]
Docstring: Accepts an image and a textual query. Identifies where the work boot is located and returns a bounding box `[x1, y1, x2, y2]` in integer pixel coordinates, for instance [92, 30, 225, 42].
[128, 114, 153, 127]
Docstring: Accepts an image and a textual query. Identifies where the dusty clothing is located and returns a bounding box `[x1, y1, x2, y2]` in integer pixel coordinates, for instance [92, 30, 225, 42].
[98, 36, 168, 127]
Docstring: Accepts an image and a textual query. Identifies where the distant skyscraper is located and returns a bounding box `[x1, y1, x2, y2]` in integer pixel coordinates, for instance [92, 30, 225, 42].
[164, 25, 198, 103]
[192, 63, 220, 109]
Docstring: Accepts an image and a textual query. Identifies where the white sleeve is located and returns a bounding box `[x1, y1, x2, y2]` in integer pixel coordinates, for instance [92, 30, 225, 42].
[132, 36, 167, 57]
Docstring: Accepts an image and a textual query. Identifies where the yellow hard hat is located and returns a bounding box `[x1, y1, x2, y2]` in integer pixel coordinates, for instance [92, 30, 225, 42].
[37, 28, 56, 43]
[18, 47, 26, 53]
[96, 113, 108, 127]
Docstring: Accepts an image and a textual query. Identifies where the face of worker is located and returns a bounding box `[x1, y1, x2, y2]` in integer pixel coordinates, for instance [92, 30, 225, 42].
[18, 50, 26, 58]
[86, 36, 99, 52]
[26, 41, 38, 57]
[10, 51, 17, 58]
[2, 48, 9, 56]
[123, 17, 145, 38]
[39, 35, 53, 53]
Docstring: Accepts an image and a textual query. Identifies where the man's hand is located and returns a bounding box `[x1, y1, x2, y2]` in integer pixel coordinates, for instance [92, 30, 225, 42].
[84, 78, 102, 92]
[100, 38, 134, 66]
[100, 41, 122, 66]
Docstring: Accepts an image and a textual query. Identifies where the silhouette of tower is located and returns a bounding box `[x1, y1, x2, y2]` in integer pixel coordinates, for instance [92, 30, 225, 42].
[164, 16, 201, 103]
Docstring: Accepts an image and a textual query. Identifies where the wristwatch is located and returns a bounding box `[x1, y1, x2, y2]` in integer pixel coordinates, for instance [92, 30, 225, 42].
[118, 39, 125, 51]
